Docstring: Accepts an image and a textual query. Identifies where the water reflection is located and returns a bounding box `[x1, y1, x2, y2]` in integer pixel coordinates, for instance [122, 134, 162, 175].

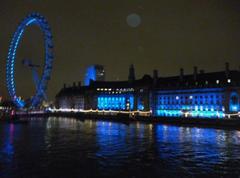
[0, 117, 240, 177]
[1, 124, 15, 160]
[95, 122, 128, 167]
[0, 123, 19, 177]
[155, 125, 240, 175]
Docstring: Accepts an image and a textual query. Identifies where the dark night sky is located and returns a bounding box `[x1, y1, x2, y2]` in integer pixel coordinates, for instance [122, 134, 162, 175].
[1, 0, 240, 100]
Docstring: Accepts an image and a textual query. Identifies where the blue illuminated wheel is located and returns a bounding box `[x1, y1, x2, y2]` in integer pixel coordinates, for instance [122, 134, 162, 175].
[6, 13, 54, 108]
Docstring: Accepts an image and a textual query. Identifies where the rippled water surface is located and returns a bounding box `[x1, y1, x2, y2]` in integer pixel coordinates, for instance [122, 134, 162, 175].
[1, 117, 240, 177]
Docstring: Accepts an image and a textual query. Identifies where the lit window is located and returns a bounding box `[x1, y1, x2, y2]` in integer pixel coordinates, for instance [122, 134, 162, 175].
[176, 96, 179, 100]
[189, 95, 193, 99]
[227, 79, 231, 83]
[216, 80, 219, 84]
[205, 81, 208, 85]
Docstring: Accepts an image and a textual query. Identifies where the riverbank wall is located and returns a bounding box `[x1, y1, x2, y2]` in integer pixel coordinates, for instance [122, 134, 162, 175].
[15, 111, 240, 130]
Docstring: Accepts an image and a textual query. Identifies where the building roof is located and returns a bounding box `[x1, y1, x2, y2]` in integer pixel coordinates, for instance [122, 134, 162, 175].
[56, 86, 90, 97]
[89, 74, 153, 88]
[156, 70, 240, 89]
[56, 70, 240, 97]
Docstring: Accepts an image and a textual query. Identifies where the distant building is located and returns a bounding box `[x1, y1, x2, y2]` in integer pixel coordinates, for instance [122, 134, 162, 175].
[84, 65, 105, 86]
[56, 63, 240, 119]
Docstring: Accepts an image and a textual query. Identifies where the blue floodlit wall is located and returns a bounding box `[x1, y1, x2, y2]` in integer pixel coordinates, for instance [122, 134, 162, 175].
[154, 88, 226, 118]
[229, 92, 239, 112]
[84, 66, 96, 86]
[137, 97, 144, 110]
[97, 94, 134, 110]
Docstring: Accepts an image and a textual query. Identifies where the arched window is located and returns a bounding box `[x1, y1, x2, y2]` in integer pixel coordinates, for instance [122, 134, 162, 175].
[229, 92, 239, 112]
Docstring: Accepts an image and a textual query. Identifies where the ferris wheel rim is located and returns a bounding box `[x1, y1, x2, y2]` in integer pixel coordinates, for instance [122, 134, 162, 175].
[6, 12, 54, 108]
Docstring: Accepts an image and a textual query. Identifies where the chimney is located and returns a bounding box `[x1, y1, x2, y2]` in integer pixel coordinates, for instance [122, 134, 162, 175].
[153, 70, 158, 86]
[193, 66, 198, 81]
[153, 70, 158, 79]
[63, 83, 66, 89]
[225, 62, 229, 78]
[128, 64, 136, 82]
[73, 82, 76, 87]
[180, 68, 184, 81]
[78, 81, 81, 87]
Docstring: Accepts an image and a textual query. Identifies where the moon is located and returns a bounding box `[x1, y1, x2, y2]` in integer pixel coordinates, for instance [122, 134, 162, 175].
[126, 13, 141, 28]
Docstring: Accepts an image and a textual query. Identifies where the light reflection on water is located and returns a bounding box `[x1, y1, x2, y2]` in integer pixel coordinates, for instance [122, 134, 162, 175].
[0, 117, 240, 177]
[1, 124, 15, 162]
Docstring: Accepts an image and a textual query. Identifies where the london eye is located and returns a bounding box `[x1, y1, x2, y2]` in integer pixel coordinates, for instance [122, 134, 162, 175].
[6, 13, 54, 108]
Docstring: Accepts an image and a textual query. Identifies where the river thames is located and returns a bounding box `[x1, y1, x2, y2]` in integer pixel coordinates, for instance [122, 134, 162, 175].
[1, 117, 240, 177]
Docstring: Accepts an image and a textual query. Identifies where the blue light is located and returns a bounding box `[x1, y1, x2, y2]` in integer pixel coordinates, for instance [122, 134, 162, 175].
[97, 94, 134, 110]
[6, 13, 54, 108]
[156, 110, 224, 118]
[229, 92, 239, 112]
[155, 88, 225, 118]
[84, 66, 96, 86]
[230, 105, 238, 112]
[26, 18, 36, 26]
[138, 104, 144, 110]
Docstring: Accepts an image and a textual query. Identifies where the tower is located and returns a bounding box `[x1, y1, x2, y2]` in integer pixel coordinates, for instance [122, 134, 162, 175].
[128, 64, 135, 82]
[84, 65, 105, 86]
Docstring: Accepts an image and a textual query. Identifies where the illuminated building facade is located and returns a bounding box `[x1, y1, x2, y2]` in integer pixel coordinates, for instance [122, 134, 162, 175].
[88, 75, 152, 111]
[56, 63, 240, 119]
[97, 94, 134, 110]
[56, 75, 152, 112]
[153, 88, 225, 118]
[84, 65, 105, 86]
[152, 63, 240, 118]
